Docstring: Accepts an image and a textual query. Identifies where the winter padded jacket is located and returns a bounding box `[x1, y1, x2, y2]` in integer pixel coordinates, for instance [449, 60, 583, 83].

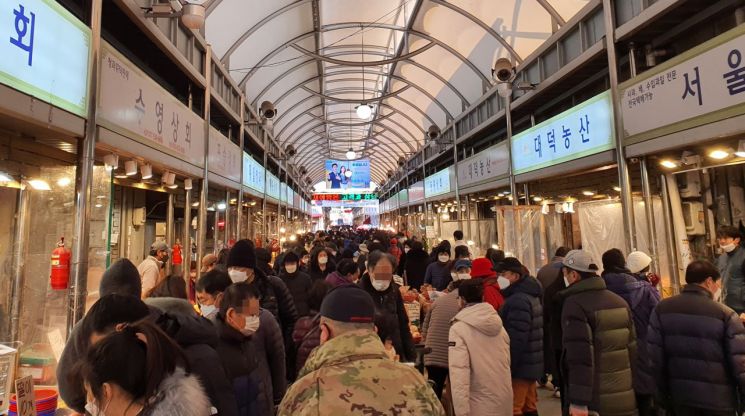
[499, 275, 544, 380]
[215, 309, 286, 416]
[602, 267, 660, 395]
[481, 277, 505, 311]
[422, 289, 460, 369]
[648, 284, 745, 413]
[425, 262, 453, 291]
[561, 276, 637, 416]
[142, 368, 212, 416]
[292, 313, 321, 376]
[359, 274, 416, 362]
[278, 269, 313, 317]
[248, 268, 299, 342]
[404, 247, 431, 290]
[448, 303, 512, 416]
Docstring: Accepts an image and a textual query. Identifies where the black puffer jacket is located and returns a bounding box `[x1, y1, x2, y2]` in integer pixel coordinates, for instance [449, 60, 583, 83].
[561, 276, 637, 416]
[403, 248, 431, 290]
[499, 275, 544, 380]
[247, 268, 299, 342]
[648, 284, 745, 413]
[278, 269, 313, 317]
[358, 274, 416, 362]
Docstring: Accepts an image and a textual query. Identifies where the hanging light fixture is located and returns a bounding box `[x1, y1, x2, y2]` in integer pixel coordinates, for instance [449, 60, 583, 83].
[356, 104, 372, 120]
[346, 148, 356, 160]
[356, 27, 373, 120]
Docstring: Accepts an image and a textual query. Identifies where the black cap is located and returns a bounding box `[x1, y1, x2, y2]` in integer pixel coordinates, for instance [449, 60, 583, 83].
[283, 251, 300, 265]
[320, 285, 375, 323]
[227, 239, 256, 269]
[100, 259, 142, 298]
[493, 257, 524, 274]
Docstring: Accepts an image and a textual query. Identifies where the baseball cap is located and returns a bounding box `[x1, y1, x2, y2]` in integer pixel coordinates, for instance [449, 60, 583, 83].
[627, 251, 652, 274]
[454, 259, 472, 271]
[563, 250, 599, 273]
[201, 253, 217, 272]
[320, 285, 375, 323]
[151, 240, 169, 252]
[493, 257, 524, 274]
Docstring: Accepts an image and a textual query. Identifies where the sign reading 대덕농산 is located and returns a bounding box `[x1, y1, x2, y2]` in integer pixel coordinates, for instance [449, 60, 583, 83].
[208, 127, 241, 184]
[511, 91, 614, 175]
[457, 142, 510, 188]
[621, 25, 745, 141]
[425, 168, 452, 198]
[0, 0, 90, 117]
[242, 153, 265, 193]
[99, 44, 205, 168]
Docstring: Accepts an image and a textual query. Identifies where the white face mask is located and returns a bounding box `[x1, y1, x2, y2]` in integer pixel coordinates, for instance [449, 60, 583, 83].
[455, 273, 471, 281]
[241, 315, 261, 336]
[497, 276, 511, 289]
[285, 264, 298, 274]
[563, 275, 571, 288]
[404, 247, 410, 254]
[722, 243, 738, 253]
[229, 269, 247, 283]
[200, 304, 217, 317]
[318, 256, 328, 265]
[438, 255, 450, 263]
[372, 279, 391, 291]
[86, 400, 109, 416]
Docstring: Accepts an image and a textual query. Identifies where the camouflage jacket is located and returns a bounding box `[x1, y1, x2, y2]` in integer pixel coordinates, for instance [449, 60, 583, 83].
[278, 330, 445, 416]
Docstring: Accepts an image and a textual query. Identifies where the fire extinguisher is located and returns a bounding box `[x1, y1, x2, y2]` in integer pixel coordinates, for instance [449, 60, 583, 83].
[50, 237, 71, 290]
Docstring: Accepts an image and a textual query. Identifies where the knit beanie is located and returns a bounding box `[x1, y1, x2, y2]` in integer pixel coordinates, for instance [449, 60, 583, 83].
[100, 258, 142, 298]
[227, 239, 257, 269]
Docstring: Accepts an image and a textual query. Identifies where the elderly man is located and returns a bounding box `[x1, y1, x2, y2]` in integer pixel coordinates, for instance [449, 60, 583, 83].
[137, 240, 170, 298]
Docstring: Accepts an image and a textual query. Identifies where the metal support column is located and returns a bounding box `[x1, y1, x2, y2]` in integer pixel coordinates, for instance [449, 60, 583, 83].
[277, 169, 282, 238]
[196, 46, 212, 281]
[262, 130, 268, 243]
[465, 194, 473, 243]
[421, 155, 429, 240]
[182, 188, 192, 284]
[660, 174, 681, 293]
[237, 98, 245, 240]
[523, 184, 530, 205]
[452, 140, 463, 230]
[224, 190, 231, 245]
[640, 157, 659, 273]
[9, 187, 30, 342]
[67, 0, 103, 335]
[166, 193, 175, 275]
[603, 0, 637, 253]
[506, 95, 518, 209]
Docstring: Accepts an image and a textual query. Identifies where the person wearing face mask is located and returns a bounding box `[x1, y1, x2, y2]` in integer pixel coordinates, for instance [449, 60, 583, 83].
[196, 269, 233, 321]
[309, 246, 336, 281]
[397, 240, 412, 277]
[448, 279, 512, 416]
[421, 259, 472, 398]
[76, 319, 211, 416]
[425, 246, 453, 291]
[715, 226, 745, 314]
[648, 260, 745, 416]
[226, 239, 299, 349]
[359, 250, 417, 362]
[278, 251, 313, 317]
[403, 241, 430, 291]
[137, 240, 171, 299]
[560, 250, 637, 416]
[492, 257, 543, 416]
[278, 285, 445, 415]
[215, 283, 287, 416]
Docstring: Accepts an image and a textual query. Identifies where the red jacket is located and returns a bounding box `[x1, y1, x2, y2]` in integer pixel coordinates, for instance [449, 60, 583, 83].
[481, 278, 505, 311]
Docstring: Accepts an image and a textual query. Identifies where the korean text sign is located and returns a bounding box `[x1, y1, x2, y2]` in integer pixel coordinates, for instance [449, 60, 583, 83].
[208, 127, 241, 183]
[511, 91, 614, 175]
[621, 26, 745, 139]
[457, 142, 510, 188]
[0, 0, 90, 116]
[242, 153, 265, 193]
[267, 174, 280, 200]
[324, 159, 371, 190]
[425, 168, 452, 198]
[99, 44, 205, 168]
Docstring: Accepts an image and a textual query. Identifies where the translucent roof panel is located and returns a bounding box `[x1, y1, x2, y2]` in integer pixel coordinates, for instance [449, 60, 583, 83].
[205, 0, 590, 184]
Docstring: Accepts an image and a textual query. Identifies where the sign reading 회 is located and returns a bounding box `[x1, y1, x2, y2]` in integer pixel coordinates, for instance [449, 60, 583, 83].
[425, 168, 452, 198]
[457, 142, 510, 188]
[99, 44, 205, 168]
[621, 26, 745, 141]
[511, 91, 614, 175]
[0, 0, 90, 117]
[208, 127, 241, 184]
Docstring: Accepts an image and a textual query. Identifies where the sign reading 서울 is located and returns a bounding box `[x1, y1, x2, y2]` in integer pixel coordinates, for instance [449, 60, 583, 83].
[511, 91, 614, 175]
[621, 25, 745, 140]
[0, 0, 90, 116]
[99, 44, 205, 168]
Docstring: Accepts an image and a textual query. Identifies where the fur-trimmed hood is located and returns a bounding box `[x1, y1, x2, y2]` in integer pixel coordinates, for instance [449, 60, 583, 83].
[144, 368, 212, 416]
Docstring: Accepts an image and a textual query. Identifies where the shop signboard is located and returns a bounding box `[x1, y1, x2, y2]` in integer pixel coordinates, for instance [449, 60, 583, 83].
[313, 199, 378, 208]
[457, 142, 510, 188]
[294, 192, 301, 208]
[512, 91, 614, 175]
[267, 174, 280, 200]
[621, 25, 745, 142]
[0, 0, 90, 117]
[280, 183, 288, 203]
[398, 189, 409, 205]
[208, 127, 240, 183]
[99, 44, 205, 168]
[242, 153, 265, 193]
[425, 168, 452, 198]
[313, 193, 377, 201]
[409, 181, 424, 203]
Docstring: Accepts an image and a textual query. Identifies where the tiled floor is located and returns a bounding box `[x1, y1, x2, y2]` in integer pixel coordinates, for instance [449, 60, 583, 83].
[536, 383, 562, 415]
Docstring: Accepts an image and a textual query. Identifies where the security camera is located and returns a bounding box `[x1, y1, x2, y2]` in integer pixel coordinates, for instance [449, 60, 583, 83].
[260, 101, 276, 119]
[285, 145, 296, 158]
[427, 125, 441, 140]
[387, 170, 393, 179]
[299, 166, 307, 176]
[492, 58, 515, 83]
[398, 156, 406, 167]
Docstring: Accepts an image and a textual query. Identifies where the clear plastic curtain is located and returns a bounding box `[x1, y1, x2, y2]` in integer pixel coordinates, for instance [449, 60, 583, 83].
[496, 206, 547, 275]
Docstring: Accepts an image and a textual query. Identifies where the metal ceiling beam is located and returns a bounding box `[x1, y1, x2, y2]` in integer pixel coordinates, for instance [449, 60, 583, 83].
[535, 0, 567, 26]
[289, 42, 436, 66]
[307, 111, 395, 127]
[429, 0, 524, 63]
[290, 122, 413, 154]
[299, 85, 414, 105]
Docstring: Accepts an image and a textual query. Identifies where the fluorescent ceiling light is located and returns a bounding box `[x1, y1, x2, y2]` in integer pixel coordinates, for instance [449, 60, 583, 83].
[660, 160, 678, 169]
[28, 179, 51, 190]
[709, 149, 731, 160]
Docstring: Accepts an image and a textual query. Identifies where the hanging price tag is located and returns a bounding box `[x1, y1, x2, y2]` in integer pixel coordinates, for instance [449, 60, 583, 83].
[14, 376, 36, 416]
